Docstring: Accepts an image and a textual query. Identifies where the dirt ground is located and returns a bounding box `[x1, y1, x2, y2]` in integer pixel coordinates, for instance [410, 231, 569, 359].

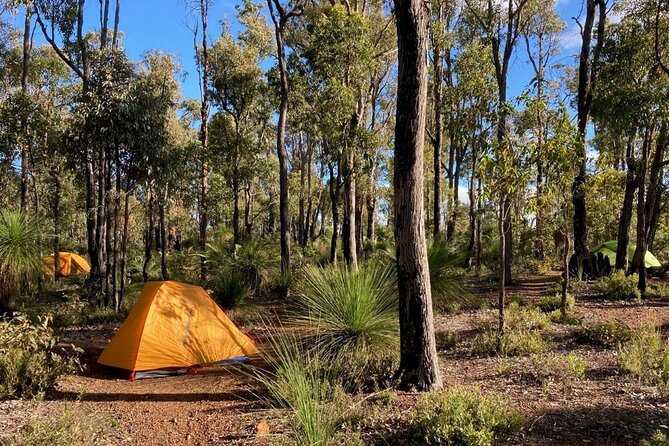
[3, 274, 669, 446]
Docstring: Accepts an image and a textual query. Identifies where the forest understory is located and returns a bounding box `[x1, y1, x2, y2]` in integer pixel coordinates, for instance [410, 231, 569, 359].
[2, 273, 669, 446]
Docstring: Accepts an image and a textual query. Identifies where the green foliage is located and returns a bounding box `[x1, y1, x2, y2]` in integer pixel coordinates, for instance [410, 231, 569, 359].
[435, 331, 460, 351]
[473, 326, 547, 357]
[537, 293, 575, 313]
[641, 429, 669, 446]
[505, 302, 551, 331]
[576, 321, 633, 348]
[294, 263, 398, 356]
[646, 283, 669, 301]
[473, 302, 549, 356]
[0, 315, 82, 399]
[0, 212, 41, 309]
[618, 328, 669, 385]
[250, 331, 347, 446]
[7, 410, 113, 446]
[407, 387, 523, 446]
[529, 353, 588, 384]
[428, 238, 475, 313]
[597, 271, 641, 300]
[294, 264, 399, 391]
[209, 269, 253, 310]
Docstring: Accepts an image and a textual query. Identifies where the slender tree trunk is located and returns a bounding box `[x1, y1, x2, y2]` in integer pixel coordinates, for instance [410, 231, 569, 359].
[268, 0, 293, 277]
[20, 8, 31, 213]
[393, 0, 442, 392]
[143, 184, 155, 283]
[104, 149, 113, 304]
[118, 185, 131, 311]
[645, 123, 667, 247]
[467, 143, 478, 268]
[573, 0, 606, 268]
[632, 127, 653, 292]
[198, 0, 210, 282]
[561, 222, 570, 317]
[343, 147, 358, 270]
[328, 162, 340, 264]
[447, 146, 462, 240]
[498, 196, 507, 344]
[160, 186, 168, 280]
[616, 136, 637, 270]
[432, 1, 444, 238]
[112, 148, 121, 309]
[112, 0, 121, 49]
[51, 172, 61, 282]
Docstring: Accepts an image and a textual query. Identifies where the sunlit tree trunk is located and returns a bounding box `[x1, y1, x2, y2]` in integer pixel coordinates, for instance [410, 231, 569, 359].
[394, 0, 442, 392]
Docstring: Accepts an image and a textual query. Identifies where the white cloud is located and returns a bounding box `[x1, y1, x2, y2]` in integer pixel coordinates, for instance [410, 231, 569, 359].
[560, 23, 582, 50]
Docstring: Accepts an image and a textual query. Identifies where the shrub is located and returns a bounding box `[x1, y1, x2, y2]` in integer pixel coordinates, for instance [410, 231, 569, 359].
[529, 353, 588, 385]
[576, 321, 633, 348]
[0, 212, 41, 311]
[646, 283, 669, 301]
[294, 264, 398, 356]
[641, 429, 669, 446]
[472, 324, 546, 356]
[597, 271, 641, 300]
[428, 238, 474, 313]
[294, 264, 399, 391]
[8, 410, 113, 446]
[250, 331, 346, 446]
[407, 387, 523, 446]
[505, 302, 550, 331]
[0, 315, 82, 399]
[435, 330, 460, 351]
[229, 240, 279, 292]
[209, 269, 253, 310]
[537, 293, 575, 313]
[618, 328, 669, 385]
[548, 310, 581, 325]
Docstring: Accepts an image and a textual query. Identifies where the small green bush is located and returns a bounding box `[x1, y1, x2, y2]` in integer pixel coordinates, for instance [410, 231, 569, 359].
[505, 302, 551, 331]
[435, 331, 460, 351]
[407, 387, 523, 446]
[641, 429, 669, 446]
[7, 410, 113, 446]
[618, 328, 669, 385]
[472, 325, 546, 356]
[529, 352, 588, 384]
[646, 283, 669, 301]
[597, 271, 641, 300]
[537, 293, 575, 313]
[0, 315, 82, 399]
[576, 321, 632, 348]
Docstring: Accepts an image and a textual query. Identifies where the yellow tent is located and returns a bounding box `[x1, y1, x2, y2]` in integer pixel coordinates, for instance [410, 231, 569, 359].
[43, 252, 91, 277]
[98, 281, 258, 379]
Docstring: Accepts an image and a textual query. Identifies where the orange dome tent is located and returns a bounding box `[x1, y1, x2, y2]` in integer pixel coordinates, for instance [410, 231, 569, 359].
[98, 281, 258, 380]
[43, 252, 91, 277]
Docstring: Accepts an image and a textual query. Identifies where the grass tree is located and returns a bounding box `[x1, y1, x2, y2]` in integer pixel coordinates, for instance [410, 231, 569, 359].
[0, 212, 41, 312]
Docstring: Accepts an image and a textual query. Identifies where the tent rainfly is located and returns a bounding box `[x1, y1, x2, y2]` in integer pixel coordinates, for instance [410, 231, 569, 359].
[98, 281, 258, 380]
[592, 241, 662, 269]
[43, 252, 91, 277]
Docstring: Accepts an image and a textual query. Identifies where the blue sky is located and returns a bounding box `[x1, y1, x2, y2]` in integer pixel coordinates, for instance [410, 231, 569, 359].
[10, 0, 587, 103]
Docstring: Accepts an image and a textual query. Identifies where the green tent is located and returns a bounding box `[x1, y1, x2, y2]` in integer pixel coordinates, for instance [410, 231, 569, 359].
[592, 240, 662, 269]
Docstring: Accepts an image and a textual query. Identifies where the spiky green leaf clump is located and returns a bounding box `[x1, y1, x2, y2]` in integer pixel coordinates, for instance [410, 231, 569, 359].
[0, 212, 41, 308]
[428, 238, 474, 313]
[250, 330, 344, 446]
[295, 264, 398, 356]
